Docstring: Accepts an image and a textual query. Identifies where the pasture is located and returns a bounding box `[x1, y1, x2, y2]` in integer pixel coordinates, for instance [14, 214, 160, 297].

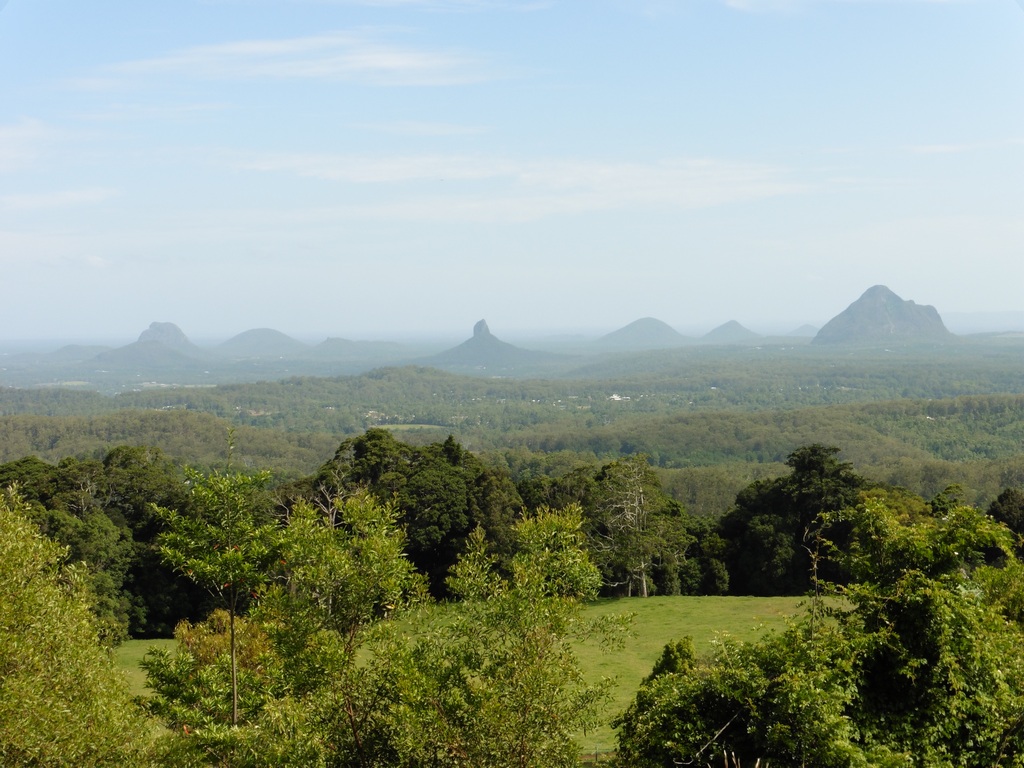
[115, 595, 807, 754]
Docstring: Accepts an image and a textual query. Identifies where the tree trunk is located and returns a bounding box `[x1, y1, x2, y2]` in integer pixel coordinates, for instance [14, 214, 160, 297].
[230, 603, 238, 726]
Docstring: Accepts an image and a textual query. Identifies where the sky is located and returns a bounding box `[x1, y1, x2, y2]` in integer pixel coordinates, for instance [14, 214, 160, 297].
[1, 0, 1022, 342]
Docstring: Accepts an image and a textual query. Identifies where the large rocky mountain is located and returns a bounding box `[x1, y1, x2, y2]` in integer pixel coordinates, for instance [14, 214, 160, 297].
[93, 322, 208, 369]
[812, 285, 952, 345]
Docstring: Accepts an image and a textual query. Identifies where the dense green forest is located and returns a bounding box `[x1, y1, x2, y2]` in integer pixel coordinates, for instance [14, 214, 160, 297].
[4, 346, 1024, 765]
[4, 352, 1024, 512]
[5, 430, 1024, 765]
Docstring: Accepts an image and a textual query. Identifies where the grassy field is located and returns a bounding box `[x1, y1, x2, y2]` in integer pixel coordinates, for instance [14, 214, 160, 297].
[114, 638, 176, 697]
[114, 596, 807, 755]
[576, 595, 806, 754]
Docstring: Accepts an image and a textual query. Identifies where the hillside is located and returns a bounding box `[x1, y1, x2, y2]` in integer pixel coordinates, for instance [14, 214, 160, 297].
[218, 328, 310, 359]
[702, 320, 761, 345]
[596, 317, 691, 350]
[813, 285, 953, 345]
[420, 320, 567, 373]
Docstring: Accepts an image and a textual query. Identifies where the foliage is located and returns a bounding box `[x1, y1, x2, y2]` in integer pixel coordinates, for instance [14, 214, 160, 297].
[146, 492, 425, 766]
[586, 455, 698, 597]
[289, 428, 523, 596]
[989, 485, 1024, 555]
[156, 466, 279, 725]
[717, 444, 865, 595]
[144, 610, 285, 732]
[0, 447, 204, 638]
[147, 500, 624, 768]
[615, 494, 1024, 767]
[0, 489, 153, 766]
[346, 507, 625, 768]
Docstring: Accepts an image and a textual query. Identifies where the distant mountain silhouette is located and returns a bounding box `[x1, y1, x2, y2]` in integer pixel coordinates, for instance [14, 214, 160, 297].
[787, 324, 819, 338]
[89, 322, 207, 369]
[812, 285, 952, 345]
[93, 341, 205, 369]
[701, 320, 760, 345]
[423, 320, 558, 371]
[138, 322, 198, 352]
[596, 318, 691, 349]
[219, 328, 309, 359]
[43, 345, 114, 363]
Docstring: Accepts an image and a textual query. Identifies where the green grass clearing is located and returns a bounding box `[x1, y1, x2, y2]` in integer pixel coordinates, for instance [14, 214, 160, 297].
[114, 638, 177, 697]
[576, 595, 808, 754]
[113, 596, 807, 754]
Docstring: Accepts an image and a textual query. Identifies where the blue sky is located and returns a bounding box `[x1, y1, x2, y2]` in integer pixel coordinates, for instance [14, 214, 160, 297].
[1, 0, 1022, 342]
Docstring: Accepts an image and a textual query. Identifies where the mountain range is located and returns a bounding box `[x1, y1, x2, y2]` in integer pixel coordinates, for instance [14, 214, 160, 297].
[2, 286, 1021, 391]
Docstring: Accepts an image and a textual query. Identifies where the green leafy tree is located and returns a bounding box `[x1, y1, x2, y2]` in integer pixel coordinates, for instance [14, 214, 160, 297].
[0, 488, 152, 766]
[146, 492, 424, 766]
[294, 429, 523, 596]
[989, 486, 1024, 555]
[717, 444, 865, 595]
[588, 456, 698, 597]
[155, 467, 279, 726]
[0, 455, 137, 642]
[616, 494, 1024, 766]
[365, 506, 625, 768]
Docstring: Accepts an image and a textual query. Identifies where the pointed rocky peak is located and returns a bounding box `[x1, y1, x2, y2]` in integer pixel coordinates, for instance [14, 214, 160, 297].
[813, 285, 952, 345]
[423, 320, 555, 370]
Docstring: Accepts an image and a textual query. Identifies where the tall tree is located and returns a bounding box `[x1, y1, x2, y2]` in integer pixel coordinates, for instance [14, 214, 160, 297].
[717, 444, 865, 595]
[155, 467, 278, 726]
[144, 492, 425, 765]
[588, 455, 697, 597]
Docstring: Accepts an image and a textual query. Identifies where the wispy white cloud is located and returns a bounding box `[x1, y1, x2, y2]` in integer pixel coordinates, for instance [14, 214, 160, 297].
[75, 103, 230, 123]
[236, 151, 805, 219]
[107, 31, 488, 86]
[239, 152, 513, 182]
[910, 137, 1024, 155]
[354, 120, 488, 136]
[0, 119, 56, 173]
[0, 187, 119, 211]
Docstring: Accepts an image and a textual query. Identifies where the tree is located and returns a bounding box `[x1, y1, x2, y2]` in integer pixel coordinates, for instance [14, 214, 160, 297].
[589, 456, 697, 597]
[364, 506, 626, 768]
[0, 455, 139, 642]
[615, 494, 1024, 766]
[717, 444, 865, 595]
[0, 488, 152, 766]
[145, 491, 425, 766]
[0, 447, 203, 639]
[155, 467, 279, 726]
[294, 429, 524, 597]
[989, 486, 1024, 555]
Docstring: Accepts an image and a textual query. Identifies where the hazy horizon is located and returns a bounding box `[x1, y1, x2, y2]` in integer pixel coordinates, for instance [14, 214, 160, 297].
[2, 1, 1022, 341]
[3, 306, 1023, 354]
